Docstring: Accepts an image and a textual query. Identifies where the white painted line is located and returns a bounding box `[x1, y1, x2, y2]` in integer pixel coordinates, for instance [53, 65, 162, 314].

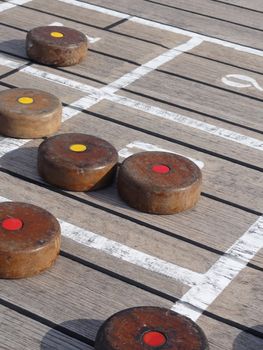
[59, 220, 202, 286]
[57, 0, 131, 19]
[171, 216, 263, 321]
[48, 22, 101, 44]
[0, 138, 30, 158]
[102, 37, 203, 95]
[118, 141, 204, 169]
[0, 0, 31, 12]
[0, 195, 201, 286]
[0, 54, 24, 69]
[107, 94, 263, 151]
[0, 54, 262, 152]
[222, 74, 263, 91]
[57, 0, 263, 57]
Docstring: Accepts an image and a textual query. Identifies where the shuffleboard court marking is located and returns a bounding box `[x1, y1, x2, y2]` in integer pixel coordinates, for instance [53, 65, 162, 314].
[0, 54, 263, 152]
[48, 22, 101, 44]
[0, 195, 201, 286]
[107, 94, 263, 151]
[101, 37, 203, 95]
[172, 216, 263, 321]
[0, 0, 31, 12]
[57, 0, 263, 57]
[118, 141, 205, 169]
[222, 74, 263, 91]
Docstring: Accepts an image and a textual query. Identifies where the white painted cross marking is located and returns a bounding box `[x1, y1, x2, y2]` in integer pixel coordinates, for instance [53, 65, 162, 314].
[172, 216, 263, 321]
[118, 141, 205, 169]
[48, 22, 101, 44]
[222, 74, 263, 92]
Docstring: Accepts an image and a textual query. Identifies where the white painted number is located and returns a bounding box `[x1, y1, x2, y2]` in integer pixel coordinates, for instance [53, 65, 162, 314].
[222, 74, 263, 91]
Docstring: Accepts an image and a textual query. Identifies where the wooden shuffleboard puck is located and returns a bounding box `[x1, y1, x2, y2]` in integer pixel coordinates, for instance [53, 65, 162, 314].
[117, 151, 202, 214]
[95, 306, 209, 350]
[26, 26, 88, 66]
[38, 133, 118, 191]
[0, 202, 61, 279]
[0, 88, 62, 138]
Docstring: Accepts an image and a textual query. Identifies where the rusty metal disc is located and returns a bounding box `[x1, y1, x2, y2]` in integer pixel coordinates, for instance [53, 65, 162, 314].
[0, 202, 61, 279]
[95, 306, 209, 350]
[117, 151, 202, 214]
[38, 133, 118, 191]
[0, 88, 62, 138]
[26, 26, 88, 66]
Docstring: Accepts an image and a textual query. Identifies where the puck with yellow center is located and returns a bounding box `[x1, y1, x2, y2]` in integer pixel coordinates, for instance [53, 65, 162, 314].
[0, 202, 61, 279]
[117, 151, 202, 214]
[95, 306, 209, 350]
[0, 88, 62, 138]
[26, 26, 88, 66]
[38, 133, 118, 191]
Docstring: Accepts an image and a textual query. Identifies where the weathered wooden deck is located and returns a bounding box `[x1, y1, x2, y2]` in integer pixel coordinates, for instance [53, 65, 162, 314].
[0, 0, 262, 349]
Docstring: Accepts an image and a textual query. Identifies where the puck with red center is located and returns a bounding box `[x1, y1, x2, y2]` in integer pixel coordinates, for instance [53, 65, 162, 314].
[117, 151, 202, 214]
[26, 26, 88, 66]
[38, 133, 118, 191]
[0, 88, 62, 138]
[95, 306, 209, 350]
[0, 202, 61, 279]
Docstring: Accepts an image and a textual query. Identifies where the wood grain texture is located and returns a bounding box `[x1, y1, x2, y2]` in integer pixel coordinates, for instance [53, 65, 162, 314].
[143, 0, 263, 29]
[197, 315, 263, 350]
[0, 304, 90, 350]
[118, 70, 263, 131]
[75, 0, 263, 49]
[206, 267, 263, 329]
[0, 120, 261, 269]
[213, 0, 263, 12]
[0, 255, 171, 339]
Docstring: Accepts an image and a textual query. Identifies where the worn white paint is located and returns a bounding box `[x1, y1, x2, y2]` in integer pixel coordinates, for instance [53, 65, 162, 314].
[48, 22, 101, 44]
[0, 0, 31, 12]
[57, 0, 263, 57]
[172, 216, 263, 321]
[59, 220, 202, 286]
[107, 94, 263, 151]
[101, 37, 203, 95]
[56, 0, 131, 19]
[222, 74, 263, 91]
[1, 54, 262, 151]
[0, 138, 30, 158]
[0, 195, 202, 286]
[118, 141, 205, 169]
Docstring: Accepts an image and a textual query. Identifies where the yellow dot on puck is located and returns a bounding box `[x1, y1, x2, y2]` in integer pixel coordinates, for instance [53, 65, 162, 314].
[18, 97, 34, 104]
[50, 31, 64, 38]
[69, 144, 87, 152]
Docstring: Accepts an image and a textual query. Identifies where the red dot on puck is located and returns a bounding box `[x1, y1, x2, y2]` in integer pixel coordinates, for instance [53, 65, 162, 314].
[152, 164, 170, 174]
[143, 331, 167, 347]
[2, 218, 23, 231]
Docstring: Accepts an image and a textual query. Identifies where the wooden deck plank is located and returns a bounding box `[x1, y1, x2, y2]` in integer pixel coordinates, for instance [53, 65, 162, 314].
[197, 315, 263, 350]
[215, 0, 263, 12]
[0, 108, 261, 269]
[0, 171, 189, 296]
[117, 70, 263, 131]
[0, 256, 171, 340]
[160, 52, 263, 100]
[0, 304, 90, 350]
[74, 0, 263, 49]
[142, 0, 263, 29]
[27, 0, 120, 28]
[207, 267, 263, 329]
[0, 6, 188, 65]
[103, 94, 263, 168]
